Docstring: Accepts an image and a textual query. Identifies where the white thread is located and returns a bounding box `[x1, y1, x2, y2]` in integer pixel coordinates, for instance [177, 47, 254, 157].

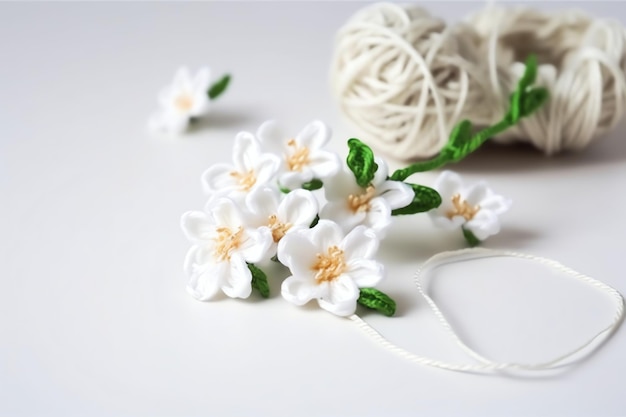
[351, 248, 625, 373]
[331, 3, 626, 159]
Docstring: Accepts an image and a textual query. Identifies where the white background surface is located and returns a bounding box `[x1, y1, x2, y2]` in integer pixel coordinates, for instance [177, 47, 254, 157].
[1, 2, 626, 416]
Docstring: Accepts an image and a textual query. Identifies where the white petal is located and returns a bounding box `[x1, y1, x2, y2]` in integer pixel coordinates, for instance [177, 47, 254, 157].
[277, 231, 318, 278]
[429, 211, 466, 229]
[318, 275, 359, 316]
[295, 120, 331, 150]
[278, 171, 313, 190]
[253, 153, 280, 187]
[341, 225, 379, 259]
[257, 119, 288, 155]
[481, 193, 512, 215]
[309, 219, 345, 251]
[181, 211, 213, 242]
[465, 182, 489, 206]
[233, 131, 261, 172]
[323, 168, 362, 202]
[245, 186, 280, 219]
[435, 170, 463, 197]
[465, 210, 501, 240]
[363, 197, 392, 235]
[212, 198, 244, 229]
[201, 164, 238, 194]
[320, 201, 366, 234]
[278, 189, 318, 227]
[190, 94, 210, 117]
[308, 150, 341, 180]
[345, 258, 385, 288]
[281, 276, 324, 306]
[238, 227, 273, 263]
[193, 67, 211, 91]
[377, 180, 414, 210]
[186, 260, 227, 301]
[173, 67, 192, 89]
[221, 255, 252, 299]
[371, 158, 389, 187]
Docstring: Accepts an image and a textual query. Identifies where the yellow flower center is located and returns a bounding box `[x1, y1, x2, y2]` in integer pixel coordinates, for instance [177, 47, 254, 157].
[213, 227, 244, 262]
[230, 170, 257, 191]
[312, 245, 346, 284]
[285, 139, 310, 172]
[174, 94, 194, 111]
[347, 186, 376, 213]
[267, 214, 291, 243]
[446, 193, 480, 221]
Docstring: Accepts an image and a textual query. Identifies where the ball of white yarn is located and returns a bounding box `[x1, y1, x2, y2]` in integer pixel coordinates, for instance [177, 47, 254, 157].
[469, 6, 626, 154]
[331, 3, 626, 159]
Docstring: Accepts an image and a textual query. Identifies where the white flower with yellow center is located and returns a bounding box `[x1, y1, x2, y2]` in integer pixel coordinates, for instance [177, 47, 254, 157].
[320, 158, 414, 236]
[257, 120, 341, 190]
[428, 171, 512, 241]
[181, 198, 273, 300]
[245, 186, 319, 257]
[201, 131, 280, 200]
[278, 220, 384, 316]
[148, 67, 212, 134]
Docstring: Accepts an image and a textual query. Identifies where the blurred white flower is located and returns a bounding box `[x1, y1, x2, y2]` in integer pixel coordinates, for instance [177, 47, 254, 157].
[428, 171, 511, 241]
[320, 158, 413, 236]
[257, 120, 341, 190]
[148, 67, 212, 134]
[181, 198, 273, 300]
[201, 131, 280, 200]
[278, 220, 384, 316]
[245, 186, 319, 257]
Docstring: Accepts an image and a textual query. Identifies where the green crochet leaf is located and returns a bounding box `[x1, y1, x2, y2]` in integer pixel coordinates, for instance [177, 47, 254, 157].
[310, 214, 320, 228]
[248, 263, 269, 298]
[357, 288, 396, 317]
[208, 74, 231, 100]
[301, 179, 323, 191]
[391, 183, 441, 215]
[346, 138, 378, 188]
[462, 227, 481, 247]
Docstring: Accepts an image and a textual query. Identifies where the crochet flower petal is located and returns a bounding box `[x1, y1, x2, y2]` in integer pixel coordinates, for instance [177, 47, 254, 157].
[345, 258, 385, 288]
[238, 227, 273, 263]
[245, 186, 280, 220]
[278, 171, 314, 190]
[278, 189, 318, 227]
[233, 131, 261, 172]
[186, 259, 227, 301]
[256, 119, 287, 155]
[318, 275, 360, 316]
[465, 182, 489, 206]
[324, 169, 362, 202]
[320, 201, 366, 233]
[377, 179, 414, 210]
[308, 150, 341, 179]
[277, 232, 318, 277]
[480, 193, 512, 215]
[201, 164, 238, 194]
[364, 197, 392, 234]
[371, 158, 389, 187]
[309, 219, 345, 251]
[296, 120, 330, 150]
[221, 254, 252, 299]
[341, 225, 379, 259]
[435, 170, 463, 197]
[181, 211, 213, 242]
[281, 276, 325, 306]
[465, 210, 500, 241]
[211, 198, 244, 229]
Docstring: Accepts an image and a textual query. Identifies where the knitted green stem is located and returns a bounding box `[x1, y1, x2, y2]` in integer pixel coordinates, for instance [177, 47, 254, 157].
[390, 55, 548, 182]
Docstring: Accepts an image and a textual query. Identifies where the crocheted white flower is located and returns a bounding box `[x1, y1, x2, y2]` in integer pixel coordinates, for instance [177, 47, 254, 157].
[428, 171, 511, 241]
[245, 186, 319, 257]
[181, 198, 273, 300]
[201, 131, 280, 199]
[257, 120, 341, 190]
[278, 220, 384, 316]
[320, 158, 414, 236]
[148, 67, 212, 134]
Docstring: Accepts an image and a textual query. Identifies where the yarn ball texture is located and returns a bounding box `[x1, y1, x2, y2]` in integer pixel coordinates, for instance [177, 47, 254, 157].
[331, 3, 626, 159]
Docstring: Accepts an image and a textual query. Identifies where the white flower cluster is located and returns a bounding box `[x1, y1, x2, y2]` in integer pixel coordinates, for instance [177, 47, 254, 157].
[180, 120, 510, 316]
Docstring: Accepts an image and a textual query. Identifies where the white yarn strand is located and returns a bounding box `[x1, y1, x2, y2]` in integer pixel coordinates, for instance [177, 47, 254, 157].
[351, 248, 625, 373]
[331, 3, 626, 159]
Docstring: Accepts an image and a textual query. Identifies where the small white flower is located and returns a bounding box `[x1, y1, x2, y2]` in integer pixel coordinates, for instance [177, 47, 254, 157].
[181, 197, 273, 300]
[278, 220, 384, 317]
[148, 67, 212, 134]
[428, 171, 511, 241]
[257, 120, 341, 190]
[245, 186, 319, 257]
[201, 131, 280, 200]
[320, 158, 414, 236]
